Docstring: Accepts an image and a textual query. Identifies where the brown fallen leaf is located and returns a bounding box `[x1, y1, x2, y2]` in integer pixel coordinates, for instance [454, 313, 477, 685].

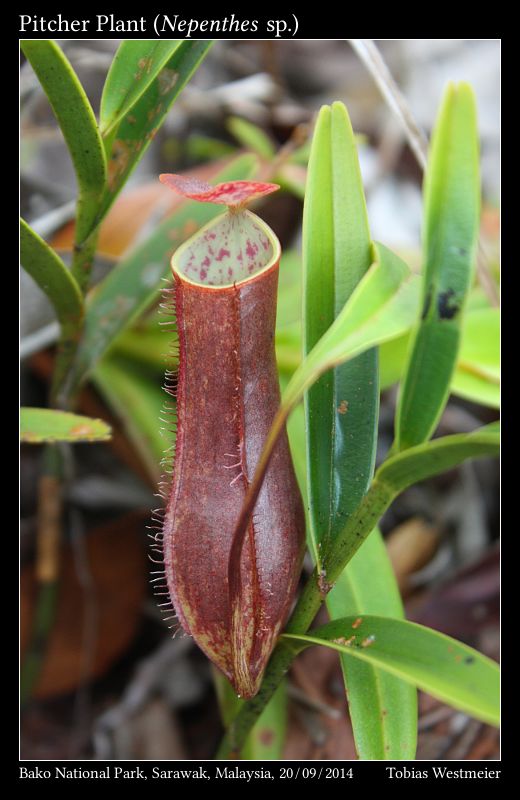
[21, 511, 148, 699]
[386, 516, 441, 594]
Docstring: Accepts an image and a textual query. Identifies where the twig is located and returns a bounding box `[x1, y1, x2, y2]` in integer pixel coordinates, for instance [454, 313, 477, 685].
[93, 637, 192, 758]
[287, 683, 342, 720]
[349, 39, 428, 169]
[349, 39, 499, 307]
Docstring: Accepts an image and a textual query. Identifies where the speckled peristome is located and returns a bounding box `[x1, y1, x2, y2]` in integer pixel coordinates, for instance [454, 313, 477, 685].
[163, 208, 306, 698]
[177, 210, 274, 286]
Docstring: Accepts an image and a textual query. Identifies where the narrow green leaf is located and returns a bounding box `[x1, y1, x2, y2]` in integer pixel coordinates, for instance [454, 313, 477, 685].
[111, 325, 176, 374]
[21, 40, 107, 243]
[282, 615, 499, 727]
[228, 244, 419, 598]
[302, 103, 411, 761]
[93, 356, 169, 481]
[328, 530, 417, 759]
[322, 424, 499, 586]
[98, 41, 213, 226]
[227, 116, 276, 159]
[67, 154, 256, 395]
[395, 82, 480, 450]
[303, 102, 378, 561]
[20, 218, 84, 338]
[458, 307, 499, 381]
[451, 366, 500, 409]
[20, 408, 111, 443]
[380, 305, 500, 409]
[284, 244, 419, 411]
[377, 423, 499, 494]
[100, 41, 182, 135]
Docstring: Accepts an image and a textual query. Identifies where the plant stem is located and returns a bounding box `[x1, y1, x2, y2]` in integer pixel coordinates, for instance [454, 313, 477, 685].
[51, 227, 100, 409]
[71, 227, 99, 296]
[20, 444, 64, 705]
[216, 479, 394, 756]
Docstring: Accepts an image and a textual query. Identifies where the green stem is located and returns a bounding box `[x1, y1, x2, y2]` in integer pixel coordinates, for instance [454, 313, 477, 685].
[70, 227, 100, 296]
[216, 479, 395, 757]
[20, 582, 59, 706]
[51, 228, 100, 409]
[20, 445, 65, 705]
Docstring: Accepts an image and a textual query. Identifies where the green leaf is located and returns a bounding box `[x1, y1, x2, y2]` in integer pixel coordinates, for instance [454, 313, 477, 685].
[98, 41, 213, 226]
[100, 41, 183, 135]
[215, 671, 288, 760]
[380, 306, 500, 409]
[228, 243, 419, 599]
[301, 103, 413, 760]
[227, 116, 276, 159]
[20, 218, 84, 338]
[282, 615, 499, 727]
[111, 325, 176, 374]
[376, 423, 499, 493]
[20, 408, 111, 443]
[302, 101, 378, 562]
[395, 82, 480, 450]
[241, 681, 287, 760]
[67, 154, 257, 396]
[323, 424, 499, 586]
[21, 40, 107, 244]
[379, 334, 410, 390]
[284, 243, 419, 412]
[93, 356, 169, 481]
[451, 366, 500, 409]
[328, 530, 417, 759]
[457, 307, 499, 381]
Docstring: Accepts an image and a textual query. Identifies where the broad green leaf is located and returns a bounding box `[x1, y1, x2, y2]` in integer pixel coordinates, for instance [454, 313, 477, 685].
[282, 615, 499, 727]
[328, 530, 417, 759]
[98, 41, 212, 226]
[100, 41, 182, 135]
[215, 671, 288, 760]
[395, 83, 480, 450]
[227, 116, 276, 159]
[20, 218, 84, 339]
[303, 101, 378, 563]
[20, 408, 111, 443]
[67, 154, 256, 396]
[21, 40, 107, 244]
[93, 356, 169, 481]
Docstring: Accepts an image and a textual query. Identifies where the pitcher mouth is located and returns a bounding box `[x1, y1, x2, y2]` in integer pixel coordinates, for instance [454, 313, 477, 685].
[171, 209, 281, 289]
